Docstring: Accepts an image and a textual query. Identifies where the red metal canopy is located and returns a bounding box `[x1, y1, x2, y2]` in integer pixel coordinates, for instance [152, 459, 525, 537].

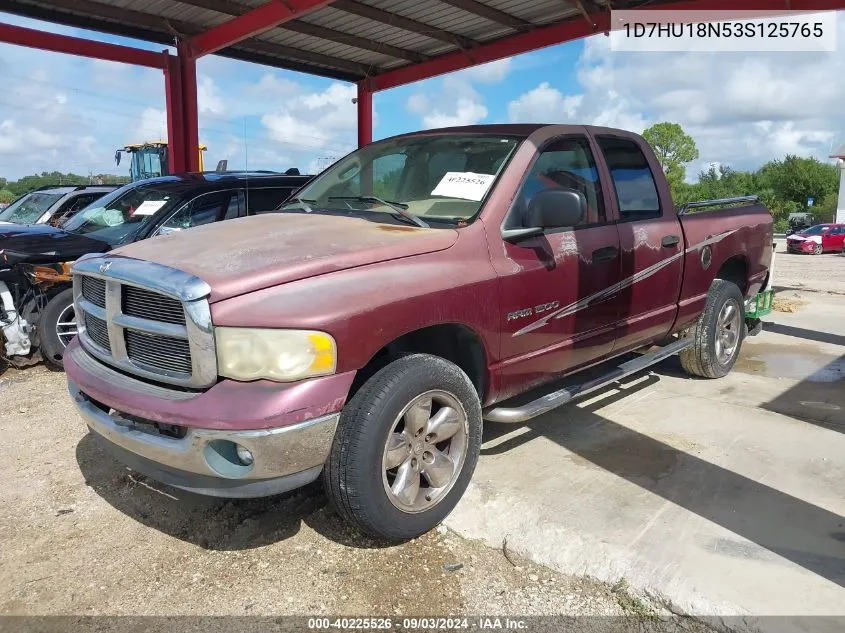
[2, 0, 844, 170]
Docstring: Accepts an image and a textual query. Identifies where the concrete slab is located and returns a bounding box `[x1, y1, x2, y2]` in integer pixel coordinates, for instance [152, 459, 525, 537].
[446, 292, 845, 632]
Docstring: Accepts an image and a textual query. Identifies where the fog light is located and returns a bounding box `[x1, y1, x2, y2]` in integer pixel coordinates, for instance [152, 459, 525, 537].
[235, 444, 254, 466]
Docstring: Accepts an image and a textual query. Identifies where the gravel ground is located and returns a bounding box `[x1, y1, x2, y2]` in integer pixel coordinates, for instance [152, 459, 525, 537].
[773, 239, 845, 294]
[0, 367, 718, 630]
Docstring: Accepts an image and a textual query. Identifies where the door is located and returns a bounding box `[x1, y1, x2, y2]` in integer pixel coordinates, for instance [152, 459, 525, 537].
[822, 225, 845, 252]
[594, 135, 684, 353]
[491, 135, 622, 399]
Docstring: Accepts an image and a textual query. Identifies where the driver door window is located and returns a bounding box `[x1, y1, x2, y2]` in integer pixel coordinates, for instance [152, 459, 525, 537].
[510, 137, 606, 229]
[160, 191, 231, 232]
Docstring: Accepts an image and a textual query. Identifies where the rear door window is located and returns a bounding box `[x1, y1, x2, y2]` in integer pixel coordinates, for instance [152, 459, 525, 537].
[597, 136, 661, 221]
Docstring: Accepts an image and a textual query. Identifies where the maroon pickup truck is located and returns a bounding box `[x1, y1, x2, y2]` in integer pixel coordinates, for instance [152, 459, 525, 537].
[65, 124, 773, 540]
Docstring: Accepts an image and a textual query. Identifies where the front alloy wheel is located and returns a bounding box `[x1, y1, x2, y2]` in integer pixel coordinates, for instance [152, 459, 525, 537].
[324, 353, 482, 541]
[382, 390, 468, 513]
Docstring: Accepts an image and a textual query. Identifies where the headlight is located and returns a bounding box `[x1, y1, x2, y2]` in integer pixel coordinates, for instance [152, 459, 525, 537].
[215, 328, 337, 382]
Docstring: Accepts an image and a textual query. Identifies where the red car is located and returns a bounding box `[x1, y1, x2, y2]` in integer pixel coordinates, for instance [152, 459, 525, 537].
[65, 124, 773, 540]
[786, 223, 845, 254]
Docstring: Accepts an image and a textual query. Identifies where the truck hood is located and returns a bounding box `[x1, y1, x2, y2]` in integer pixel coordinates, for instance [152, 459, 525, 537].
[110, 213, 459, 302]
[0, 223, 109, 266]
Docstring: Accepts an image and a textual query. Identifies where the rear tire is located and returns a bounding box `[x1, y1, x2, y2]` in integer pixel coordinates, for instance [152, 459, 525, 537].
[324, 353, 482, 541]
[38, 288, 76, 371]
[680, 279, 745, 379]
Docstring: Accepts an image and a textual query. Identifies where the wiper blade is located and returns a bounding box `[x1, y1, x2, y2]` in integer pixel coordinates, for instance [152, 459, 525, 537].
[287, 197, 316, 213]
[328, 196, 429, 229]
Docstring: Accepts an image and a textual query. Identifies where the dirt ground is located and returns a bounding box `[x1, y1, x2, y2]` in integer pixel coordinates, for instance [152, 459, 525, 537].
[0, 243, 838, 627]
[773, 239, 845, 294]
[0, 365, 719, 627]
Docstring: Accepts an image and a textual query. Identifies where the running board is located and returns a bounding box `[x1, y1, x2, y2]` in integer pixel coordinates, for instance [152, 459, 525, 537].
[483, 337, 693, 424]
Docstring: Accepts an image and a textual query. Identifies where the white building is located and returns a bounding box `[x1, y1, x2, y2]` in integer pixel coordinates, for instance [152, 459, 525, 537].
[832, 141, 845, 224]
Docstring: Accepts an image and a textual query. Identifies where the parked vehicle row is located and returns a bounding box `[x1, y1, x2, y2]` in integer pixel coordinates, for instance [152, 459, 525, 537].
[62, 124, 774, 541]
[0, 171, 312, 368]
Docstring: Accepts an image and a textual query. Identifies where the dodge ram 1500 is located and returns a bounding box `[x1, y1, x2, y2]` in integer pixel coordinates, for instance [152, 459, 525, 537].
[64, 124, 773, 540]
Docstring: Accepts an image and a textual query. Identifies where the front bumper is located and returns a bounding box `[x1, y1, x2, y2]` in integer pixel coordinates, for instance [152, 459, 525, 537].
[70, 380, 339, 498]
[786, 240, 815, 253]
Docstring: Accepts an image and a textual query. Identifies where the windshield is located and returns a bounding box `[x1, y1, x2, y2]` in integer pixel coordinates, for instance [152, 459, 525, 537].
[0, 191, 63, 224]
[800, 225, 828, 235]
[281, 134, 520, 226]
[61, 183, 180, 244]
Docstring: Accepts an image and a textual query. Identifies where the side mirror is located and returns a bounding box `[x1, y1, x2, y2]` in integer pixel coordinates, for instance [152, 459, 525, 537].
[525, 188, 586, 229]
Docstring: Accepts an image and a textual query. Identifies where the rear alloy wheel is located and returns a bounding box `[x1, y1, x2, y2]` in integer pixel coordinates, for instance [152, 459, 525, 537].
[324, 353, 482, 541]
[680, 279, 745, 379]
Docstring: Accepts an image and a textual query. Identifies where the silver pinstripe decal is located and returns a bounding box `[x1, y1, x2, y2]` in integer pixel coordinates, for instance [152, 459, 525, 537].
[512, 229, 738, 337]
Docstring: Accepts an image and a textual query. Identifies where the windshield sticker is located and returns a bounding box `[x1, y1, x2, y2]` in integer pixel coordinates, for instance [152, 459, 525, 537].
[431, 172, 496, 202]
[131, 200, 168, 216]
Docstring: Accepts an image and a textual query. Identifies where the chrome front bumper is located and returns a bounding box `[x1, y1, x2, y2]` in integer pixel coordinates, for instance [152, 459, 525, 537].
[69, 381, 339, 498]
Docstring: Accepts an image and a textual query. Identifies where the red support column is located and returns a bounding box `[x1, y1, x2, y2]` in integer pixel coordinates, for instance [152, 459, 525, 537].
[357, 81, 372, 148]
[163, 52, 187, 174]
[177, 41, 201, 173]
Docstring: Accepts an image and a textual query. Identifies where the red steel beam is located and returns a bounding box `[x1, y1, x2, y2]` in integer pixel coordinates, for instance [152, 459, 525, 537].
[370, 0, 845, 91]
[0, 22, 166, 68]
[357, 81, 373, 148]
[164, 54, 187, 174]
[370, 14, 609, 91]
[189, 0, 336, 57]
[177, 41, 201, 173]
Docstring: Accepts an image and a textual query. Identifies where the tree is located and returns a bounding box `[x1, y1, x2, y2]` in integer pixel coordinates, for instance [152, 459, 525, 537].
[643, 122, 700, 172]
[0, 189, 15, 204]
[642, 122, 700, 201]
[756, 155, 839, 210]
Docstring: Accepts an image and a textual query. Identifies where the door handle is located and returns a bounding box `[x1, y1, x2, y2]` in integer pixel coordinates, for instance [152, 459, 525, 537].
[592, 245, 619, 263]
[662, 235, 681, 247]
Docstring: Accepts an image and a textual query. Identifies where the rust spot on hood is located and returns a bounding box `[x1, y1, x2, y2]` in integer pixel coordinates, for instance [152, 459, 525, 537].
[377, 225, 418, 233]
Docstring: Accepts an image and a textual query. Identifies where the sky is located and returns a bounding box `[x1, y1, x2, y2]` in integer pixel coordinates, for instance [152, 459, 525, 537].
[1, 10, 843, 182]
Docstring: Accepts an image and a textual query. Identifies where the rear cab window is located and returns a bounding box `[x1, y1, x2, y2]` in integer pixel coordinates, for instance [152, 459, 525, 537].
[596, 136, 662, 221]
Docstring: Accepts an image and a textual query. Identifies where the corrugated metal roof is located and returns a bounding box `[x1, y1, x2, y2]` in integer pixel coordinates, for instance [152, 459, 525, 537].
[2, 0, 678, 83]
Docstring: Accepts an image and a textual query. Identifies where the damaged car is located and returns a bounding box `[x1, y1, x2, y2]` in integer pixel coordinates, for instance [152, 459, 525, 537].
[1, 171, 312, 369]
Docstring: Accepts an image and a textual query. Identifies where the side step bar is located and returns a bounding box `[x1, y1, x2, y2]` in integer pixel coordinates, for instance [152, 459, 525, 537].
[483, 337, 693, 424]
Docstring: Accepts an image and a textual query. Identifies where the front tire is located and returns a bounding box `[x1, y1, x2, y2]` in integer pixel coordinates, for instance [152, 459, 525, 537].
[38, 288, 76, 370]
[324, 354, 482, 541]
[680, 279, 745, 379]
[813, 243, 823, 255]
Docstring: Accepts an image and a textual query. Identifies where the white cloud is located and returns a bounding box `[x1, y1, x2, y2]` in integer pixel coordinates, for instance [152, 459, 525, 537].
[260, 82, 357, 151]
[405, 57, 511, 129]
[507, 82, 583, 123]
[507, 12, 845, 177]
[197, 75, 225, 116]
[423, 98, 488, 128]
[461, 58, 512, 83]
[136, 108, 167, 141]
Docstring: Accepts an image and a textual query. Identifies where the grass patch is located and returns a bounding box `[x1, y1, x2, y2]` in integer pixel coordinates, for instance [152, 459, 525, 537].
[612, 578, 659, 621]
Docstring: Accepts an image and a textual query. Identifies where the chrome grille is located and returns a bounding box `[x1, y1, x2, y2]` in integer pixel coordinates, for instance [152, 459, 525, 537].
[123, 286, 186, 325]
[84, 313, 110, 351]
[72, 255, 216, 388]
[125, 331, 191, 374]
[81, 276, 106, 308]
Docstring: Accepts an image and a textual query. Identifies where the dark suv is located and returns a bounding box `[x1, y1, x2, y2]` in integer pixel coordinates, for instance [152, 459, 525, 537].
[0, 185, 120, 227]
[0, 171, 312, 369]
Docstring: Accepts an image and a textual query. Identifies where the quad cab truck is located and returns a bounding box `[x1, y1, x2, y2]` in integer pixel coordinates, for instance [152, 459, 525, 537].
[65, 125, 774, 540]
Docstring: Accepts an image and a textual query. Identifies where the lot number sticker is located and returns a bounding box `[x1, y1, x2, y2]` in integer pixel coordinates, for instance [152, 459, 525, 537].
[132, 200, 168, 216]
[431, 172, 495, 201]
